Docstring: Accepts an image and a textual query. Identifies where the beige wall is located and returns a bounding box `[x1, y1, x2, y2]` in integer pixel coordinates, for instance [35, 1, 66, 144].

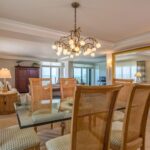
[0, 59, 36, 88]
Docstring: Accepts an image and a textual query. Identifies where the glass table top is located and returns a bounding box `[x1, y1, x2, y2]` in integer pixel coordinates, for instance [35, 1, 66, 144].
[15, 98, 72, 129]
[14, 98, 130, 129]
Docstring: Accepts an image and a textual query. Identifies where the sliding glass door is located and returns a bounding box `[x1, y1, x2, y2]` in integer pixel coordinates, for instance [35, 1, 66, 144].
[73, 67, 91, 85]
[51, 67, 60, 84]
[74, 68, 82, 83]
[42, 67, 50, 78]
[42, 66, 60, 84]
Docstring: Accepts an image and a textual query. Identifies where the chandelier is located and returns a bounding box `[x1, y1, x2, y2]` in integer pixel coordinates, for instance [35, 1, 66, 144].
[52, 2, 101, 58]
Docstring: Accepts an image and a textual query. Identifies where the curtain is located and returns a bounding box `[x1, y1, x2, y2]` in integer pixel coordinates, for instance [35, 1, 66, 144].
[137, 61, 146, 82]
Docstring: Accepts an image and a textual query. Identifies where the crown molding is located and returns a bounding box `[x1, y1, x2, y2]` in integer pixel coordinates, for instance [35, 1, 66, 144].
[113, 32, 150, 51]
[0, 17, 67, 40]
[0, 17, 113, 47]
[0, 53, 57, 62]
[1, 17, 150, 56]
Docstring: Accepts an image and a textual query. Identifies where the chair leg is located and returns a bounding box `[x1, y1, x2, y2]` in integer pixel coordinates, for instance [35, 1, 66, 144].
[141, 138, 145, 150]
[93, 116, 96, 127]
[25, 144, 40, 150]
[50, 123, 53, 129]
[60, 121, 65, 135]
[88, 116, 92, 131]
[34, 127, 37, 132]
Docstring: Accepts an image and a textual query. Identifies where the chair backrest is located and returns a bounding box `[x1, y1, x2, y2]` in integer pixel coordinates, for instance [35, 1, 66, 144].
[113, 79, 133, 84]
[122, 84, 150, 150]
[29, 78, 52, 112]
[113, 78, 134, 103]
[71, 85, 122, 150]
[60, 78, 77, 100]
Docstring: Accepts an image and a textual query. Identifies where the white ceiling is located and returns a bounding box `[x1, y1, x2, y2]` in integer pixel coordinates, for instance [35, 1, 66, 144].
[0, 18, 112, 62]
[0, 0, 150, 42]
[0, 0, 150, 61]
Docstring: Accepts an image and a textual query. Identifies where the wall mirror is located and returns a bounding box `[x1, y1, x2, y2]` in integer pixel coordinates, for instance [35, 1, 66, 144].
[112, 47, 150, 83]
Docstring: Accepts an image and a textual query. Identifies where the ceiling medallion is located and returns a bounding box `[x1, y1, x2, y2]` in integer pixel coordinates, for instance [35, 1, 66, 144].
[52, 2, 101, 58]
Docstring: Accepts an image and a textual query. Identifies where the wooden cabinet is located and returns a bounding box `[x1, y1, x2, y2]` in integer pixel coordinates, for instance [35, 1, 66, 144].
[15, 66, 40, 93]
[0, 91, 18, 115]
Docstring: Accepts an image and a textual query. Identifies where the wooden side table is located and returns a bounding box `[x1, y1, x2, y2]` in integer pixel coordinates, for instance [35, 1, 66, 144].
[0, 91, 18, 115]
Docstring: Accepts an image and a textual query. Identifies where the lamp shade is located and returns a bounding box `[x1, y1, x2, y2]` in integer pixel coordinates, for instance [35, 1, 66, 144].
[0, 68, 11, 79]
[135, 72, 142, 78]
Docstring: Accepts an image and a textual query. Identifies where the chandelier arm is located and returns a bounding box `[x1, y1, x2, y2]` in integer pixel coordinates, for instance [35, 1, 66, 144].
[61, 42, 70, 47]
[60, 35, 70, 41]
[84, 37, 98, 42]
[83, 43, 95, 49]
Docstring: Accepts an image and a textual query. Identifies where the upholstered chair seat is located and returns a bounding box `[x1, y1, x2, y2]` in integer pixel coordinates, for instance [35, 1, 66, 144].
[46, 130, 102, 150]
[111, 121, 123, 150]
[111, 130, 122, 150]
[46, 124, 124, 150]
[113, 111, 125, 121]
[46, 134, 70, 150]
[0, 125, 40, 150]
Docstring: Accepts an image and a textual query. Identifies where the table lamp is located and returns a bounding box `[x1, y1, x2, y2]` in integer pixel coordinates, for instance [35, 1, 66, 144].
[0, 68, 11, 92]
[135, 72, 142, 82]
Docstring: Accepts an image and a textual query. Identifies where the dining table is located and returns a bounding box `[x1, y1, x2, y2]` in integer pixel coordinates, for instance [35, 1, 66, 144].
[14, 97, 129, 130]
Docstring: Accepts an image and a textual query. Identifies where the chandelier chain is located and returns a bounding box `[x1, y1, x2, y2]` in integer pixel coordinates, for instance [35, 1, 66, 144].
[74, 6, 77, 31]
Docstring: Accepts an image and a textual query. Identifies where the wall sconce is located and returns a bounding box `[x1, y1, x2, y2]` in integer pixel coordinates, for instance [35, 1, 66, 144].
[107, 59, 112, 68]
[107, 57, 112, 84]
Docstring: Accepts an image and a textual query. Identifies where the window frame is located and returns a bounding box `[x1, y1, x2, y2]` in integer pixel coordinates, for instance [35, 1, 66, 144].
[73, 67, 91, 85]
[41, 65, 62, 84]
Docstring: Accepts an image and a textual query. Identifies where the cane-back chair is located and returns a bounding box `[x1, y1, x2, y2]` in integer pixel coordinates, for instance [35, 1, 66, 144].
[113, 78, 134, 103]
[113, 78, 134, 121]
[111, 84, 150, 150]
[60, 78, 77, 101]
[46, 85, 122, 150]
[29, 78, 52, 112]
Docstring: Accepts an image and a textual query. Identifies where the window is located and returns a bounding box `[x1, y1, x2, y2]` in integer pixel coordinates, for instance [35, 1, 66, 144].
[116, 66, 122, 78]
[73, 67, 91, 85]
[41, 62, 63, 84]
[122, 66, 130, 79]
[131, 66, 136, 80]
[74, 68, 82, 83]
[116, 61, 137, 80]
[82, 68, 87, 84]
[51, 67, 59, 84]
[42, 67, 50, 78]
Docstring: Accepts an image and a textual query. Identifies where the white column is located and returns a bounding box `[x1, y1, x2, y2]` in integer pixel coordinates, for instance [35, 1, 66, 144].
[106, 53, 113, 84]
[63, 61, 73, 78]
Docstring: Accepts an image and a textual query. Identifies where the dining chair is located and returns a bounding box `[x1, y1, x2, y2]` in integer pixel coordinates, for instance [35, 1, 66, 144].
[60, 78, 77, 101]
[46, 84, 122, 150]
[29, 78, 53, 130]
[112, 78, 134, 121]
[29, 78, 53, 112]
[59, 78, 77, 134]
[111, 84, 150, 150]
[0, 125, 40, 150]
[113, 78, 134, 103]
